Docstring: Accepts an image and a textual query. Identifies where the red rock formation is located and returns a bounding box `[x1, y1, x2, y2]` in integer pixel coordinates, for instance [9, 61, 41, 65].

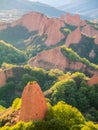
[0, 70, 6, 87]
[88, 74, 98, 86]
[0, 69, 13, 87]
[11, 12, 65, 46]
[19, 82, 48, 122]
[28, 47, 87, 72]
[28, 47, 69, 71]
[65, 27, 81, 47]
[64, 13, 86, 26]
[69, 61, 86, 71]
[82, 24, 98, 44]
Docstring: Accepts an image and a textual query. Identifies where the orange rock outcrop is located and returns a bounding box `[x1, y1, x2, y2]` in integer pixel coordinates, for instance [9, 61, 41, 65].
[88, 74, 98, 86]
[0, 70, 6, 88]
[28, 47, 69, 71]
[82, 24, 98, 44]
[28, 47, 87, 72]
[19, 82, 48, 122]
[12, 12, 65, 46]
[63, 13, 86, 26]
[0, 69, 13, 88]
[65, 27, 81, 47]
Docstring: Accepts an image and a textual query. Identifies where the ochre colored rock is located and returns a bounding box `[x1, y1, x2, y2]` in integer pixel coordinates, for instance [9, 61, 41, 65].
[88, 74, 98, 86]
[12, 12, 65, 46]
[28, 47, 69, 71]
[65, 27, 81, 47]
[82, 24, 98, 44]
[64, 13, 86, 26]
[0, 69, 13, 87]
[19, 82, 48, 122]
[28, 47, 87, 72]
[69, 61, 86, 71]
[0, 70, 6, 88]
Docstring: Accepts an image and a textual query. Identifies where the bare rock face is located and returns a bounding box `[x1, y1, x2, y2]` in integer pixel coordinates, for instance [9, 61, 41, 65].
[0, 69, 13, 88]
[43, 18, 65, 46]
[0, 70, 6, 88]
[69, 61, 86, 71]
[19, 82, 48, 122]
[28, 47, 87, 72]
[64, 13, 86, 26]
[28, 47, 69, 71]
[65, 27, 81, 47]
[88, 74, 98, 86]
[12, 12, 65, 46]
[82, 24, 98, 44]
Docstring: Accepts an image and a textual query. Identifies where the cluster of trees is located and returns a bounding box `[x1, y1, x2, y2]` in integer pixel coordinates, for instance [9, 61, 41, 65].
[0, 40, 27, 67]
[46, 72, 98, 122]
[0, 101, 98, 130]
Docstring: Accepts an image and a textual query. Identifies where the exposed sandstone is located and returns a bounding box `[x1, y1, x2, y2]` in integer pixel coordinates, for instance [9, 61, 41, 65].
[69, 61, 86, 71]
[63, 13, 86, 26]
[19, 82, 47, 122]
[28, 47, 69, 71]
[82, 24, 98, 44]
[0, 70, 6, 88]
[28, 47, 87, 72]
[65, 27, 81, 47]
[11, 12, 65, 46]
[0, 69, 13, 87]
[88, 74, 98, 86]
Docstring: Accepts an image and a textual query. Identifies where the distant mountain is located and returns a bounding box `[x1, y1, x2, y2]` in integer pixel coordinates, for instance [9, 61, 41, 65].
[57, 0, 98, 19]
[0, 0, 65, 22]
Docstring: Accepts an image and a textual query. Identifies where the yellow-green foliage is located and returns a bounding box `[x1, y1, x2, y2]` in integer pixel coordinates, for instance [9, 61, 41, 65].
[0, 101, 98, 130]
[0, 105, 6, 113]
[0, 40, 27, 66]
[12, 98, 21, 110]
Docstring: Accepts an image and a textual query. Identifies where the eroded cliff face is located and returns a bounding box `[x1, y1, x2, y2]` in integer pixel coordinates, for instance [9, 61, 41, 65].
[87, 74, 98, 86]
[62, 13, 86, 26]
[28, 47, 87, 72]
[28, 47, 69, 71]
[82, 24, 98, 44]
[0, 70, 6, 88]
[11, 12, 65, 46]
[65, 27, 82, 47]
[0, 69, 13, 88]
[19, 82, 48, 122]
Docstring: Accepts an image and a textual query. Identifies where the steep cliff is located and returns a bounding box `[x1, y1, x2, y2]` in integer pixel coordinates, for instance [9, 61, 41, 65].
[19, 82, 48, 122]
[11, 12, 65, 46]
[0, 69, 13, 87]
[87, 74, 98, 86]
[82, 24, 98, 44]
[65, 27, 81, 47]
[62, 13, 86, 26]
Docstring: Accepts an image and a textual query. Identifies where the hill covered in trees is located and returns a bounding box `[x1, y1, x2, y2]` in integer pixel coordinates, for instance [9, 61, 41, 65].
[0, 40, 27, 66]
